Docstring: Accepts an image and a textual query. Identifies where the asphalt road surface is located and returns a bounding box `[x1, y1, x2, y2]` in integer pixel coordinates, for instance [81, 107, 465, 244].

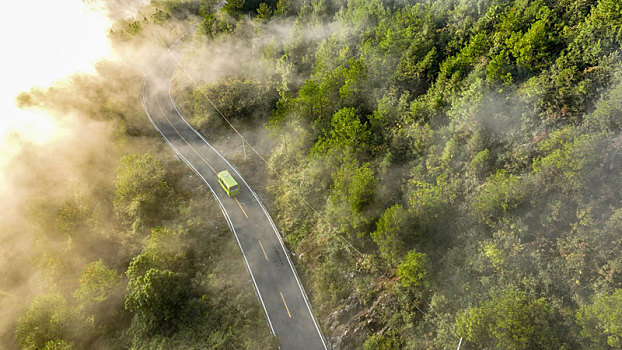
[141, 46, 328, 350]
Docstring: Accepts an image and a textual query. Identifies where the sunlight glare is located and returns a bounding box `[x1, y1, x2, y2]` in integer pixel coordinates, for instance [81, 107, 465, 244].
[0, 0, 112, 174]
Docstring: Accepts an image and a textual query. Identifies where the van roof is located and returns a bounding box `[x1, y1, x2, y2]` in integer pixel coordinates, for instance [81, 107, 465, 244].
[218, 170, 238, 188]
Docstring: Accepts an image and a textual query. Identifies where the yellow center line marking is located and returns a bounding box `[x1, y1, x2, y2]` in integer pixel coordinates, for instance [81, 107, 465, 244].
[280, 292, 292, 318]
[234, 197, 248, 219]
[258, 240, 268, 261]
[155, 97, 217, 175]
[155, 91, 249, 218]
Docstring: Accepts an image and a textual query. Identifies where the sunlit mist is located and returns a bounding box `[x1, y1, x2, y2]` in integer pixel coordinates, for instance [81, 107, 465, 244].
[0, 0, 112, 173]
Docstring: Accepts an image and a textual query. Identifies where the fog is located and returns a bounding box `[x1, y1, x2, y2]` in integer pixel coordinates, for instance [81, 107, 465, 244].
[0, 1, 267, 347]
[0, 1, 119, 346]
[2, 0, 618, 348]
[0, 0, 112, 184]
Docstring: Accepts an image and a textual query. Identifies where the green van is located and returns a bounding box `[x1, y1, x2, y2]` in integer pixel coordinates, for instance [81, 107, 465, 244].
[217, 170, 240, 197]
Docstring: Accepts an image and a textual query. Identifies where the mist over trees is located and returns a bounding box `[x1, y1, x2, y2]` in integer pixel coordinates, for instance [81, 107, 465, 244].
[176, 0, 622, 348]
[1, 1, 276, 349]
[4, 0, 622, 349]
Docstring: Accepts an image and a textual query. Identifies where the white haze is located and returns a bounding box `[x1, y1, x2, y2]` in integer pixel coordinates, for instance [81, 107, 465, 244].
[0, 0, 113, 185]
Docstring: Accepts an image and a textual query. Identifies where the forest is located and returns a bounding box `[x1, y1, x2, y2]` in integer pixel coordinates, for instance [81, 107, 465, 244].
[2, 0, 622, 349]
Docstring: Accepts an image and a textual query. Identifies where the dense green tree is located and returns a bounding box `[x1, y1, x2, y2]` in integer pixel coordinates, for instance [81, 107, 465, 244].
[371, 204, 409, 263]
[509, 11, 554, 74]
[320, 159, 378, 245]
[406, 173, 458, 236]
[577, 289, 622, 348]
[532, 129, 597, 195]
[274, 0, 294, 16]
[332, 161, 376, 212]
[586, 81, 622, 133]
[456, 288, 565, 349]
[193, 79, 278, 129]
[221, 0, 244, 18]
[397, 250, 428, 288]
[472, 170, 528, 227]
[189, 0, 622, 347]
[312, 107, 372, 157]
[125, 267, 192, 336]
[72, 260, 126, 346]
[15, 293, 77, 350]
[256, 2, 273, 20]
[396, 39, 438, 95]
[74, 260, 122, 306]
[113, 153, 176, 233]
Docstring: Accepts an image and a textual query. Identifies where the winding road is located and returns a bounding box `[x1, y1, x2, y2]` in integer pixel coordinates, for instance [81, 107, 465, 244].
[141, 32, 328, 350]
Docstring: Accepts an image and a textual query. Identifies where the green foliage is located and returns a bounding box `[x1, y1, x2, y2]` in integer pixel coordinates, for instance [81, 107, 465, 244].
[586, 81, 622, 132]
[532, 128, 596, 194]
[222, 0, 244, 18]
[199, 0, 231, 36]
[293, 79, 332, 125]
[124, 227, 202, 340]
[456, 288, 563, 349]
[146, 227, 192, 271]
[118, 224, 268, 348]
[256, 2, 273, 20]
[332, 161, 376, 211]
[275, 0, 293, 17]
[363, 331, 403, 350]
[194, 79, 278, 129]
[314, 259, 351, 307]
[221, 0, 278, 18]
[15, 293, 76, 350]
[577, 289, 622, 348]
[324, 161, 377, 240]
[21, 0, 622, 348]
[312, 107, 372, 156]
[473, 170, 527, 227]
[509, 13, 553, 73]
[371, 204, 409, 263]
[113, 153, 176, 233]
[468, 148, 491, 178]
[43, 340, 74, 350]
[396, 41, 438, 95]
[74, 260, 121, 305]
[182, 0, 622, 347]
[210, 0, 622, 347]
[397, 250, 428, 288]
[487, 48, 515, 84]
[407, 173, 457, 234]
[125, 267, 192, 336]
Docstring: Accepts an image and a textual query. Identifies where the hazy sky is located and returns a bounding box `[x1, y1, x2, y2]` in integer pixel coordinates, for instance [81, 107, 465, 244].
[0, 0, 112, 172]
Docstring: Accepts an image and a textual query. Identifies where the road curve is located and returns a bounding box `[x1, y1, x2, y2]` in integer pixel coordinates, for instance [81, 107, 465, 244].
[141, 35, 328, 350]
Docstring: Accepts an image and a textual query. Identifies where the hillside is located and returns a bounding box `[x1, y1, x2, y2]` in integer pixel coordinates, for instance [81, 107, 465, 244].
[178, 0, 622, 348]
[3, 0, 622, 349]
